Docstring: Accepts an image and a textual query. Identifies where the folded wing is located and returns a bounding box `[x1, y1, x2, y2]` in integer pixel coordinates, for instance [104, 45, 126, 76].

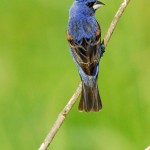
[67, 23, 101, 76]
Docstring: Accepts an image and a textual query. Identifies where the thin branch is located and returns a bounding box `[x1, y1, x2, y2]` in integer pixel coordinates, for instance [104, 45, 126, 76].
[38, 0, 131, 149]
[145, 146, 150, 150]
[39, 83, 82, 150]
[104, 0, 131, 48]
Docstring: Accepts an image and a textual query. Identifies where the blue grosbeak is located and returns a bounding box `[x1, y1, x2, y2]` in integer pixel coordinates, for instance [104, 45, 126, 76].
[67, 0, 104, 112]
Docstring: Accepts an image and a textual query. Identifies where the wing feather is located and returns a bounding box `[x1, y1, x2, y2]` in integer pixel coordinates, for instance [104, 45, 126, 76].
[67, 23, 101, 75]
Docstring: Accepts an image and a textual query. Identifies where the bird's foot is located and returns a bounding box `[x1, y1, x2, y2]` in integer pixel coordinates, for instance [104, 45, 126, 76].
[100, 40, 105, 58]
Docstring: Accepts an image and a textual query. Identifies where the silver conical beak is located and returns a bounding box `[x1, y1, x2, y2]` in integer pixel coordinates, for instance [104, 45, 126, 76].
[93, 1, 105, 10]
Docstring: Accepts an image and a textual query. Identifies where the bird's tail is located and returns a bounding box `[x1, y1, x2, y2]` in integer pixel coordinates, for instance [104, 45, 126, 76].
[78, 81, 102, 112]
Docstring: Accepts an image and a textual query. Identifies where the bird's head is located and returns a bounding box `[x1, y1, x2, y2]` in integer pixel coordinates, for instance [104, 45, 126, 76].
[70, 0, 105, 17]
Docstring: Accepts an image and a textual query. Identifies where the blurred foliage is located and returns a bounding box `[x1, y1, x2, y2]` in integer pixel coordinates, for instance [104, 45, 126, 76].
[0, 0, 150, 150]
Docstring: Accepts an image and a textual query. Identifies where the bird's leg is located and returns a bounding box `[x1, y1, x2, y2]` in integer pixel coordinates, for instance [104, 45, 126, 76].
[100, 40, 105, 58]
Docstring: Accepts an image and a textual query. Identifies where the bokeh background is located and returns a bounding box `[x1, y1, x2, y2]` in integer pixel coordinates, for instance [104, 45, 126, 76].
[0, 0, 150, 149]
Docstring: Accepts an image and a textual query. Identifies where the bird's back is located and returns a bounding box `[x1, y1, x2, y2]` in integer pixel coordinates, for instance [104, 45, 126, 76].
[68, 16, 98, 41]
[68, 16, 101, 76]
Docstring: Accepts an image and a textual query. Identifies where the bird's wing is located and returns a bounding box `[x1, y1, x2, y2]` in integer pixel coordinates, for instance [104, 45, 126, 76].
[67, 24, 101, 76]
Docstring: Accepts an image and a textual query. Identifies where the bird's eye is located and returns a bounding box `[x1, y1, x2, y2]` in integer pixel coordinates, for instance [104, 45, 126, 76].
[86, 2, 95, 8]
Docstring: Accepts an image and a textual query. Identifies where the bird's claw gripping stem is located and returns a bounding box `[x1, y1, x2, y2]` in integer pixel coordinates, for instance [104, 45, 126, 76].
[100, 40, 105, 58]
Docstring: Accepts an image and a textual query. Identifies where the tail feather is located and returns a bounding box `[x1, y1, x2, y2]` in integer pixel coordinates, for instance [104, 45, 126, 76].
[78, 82, 102, 112]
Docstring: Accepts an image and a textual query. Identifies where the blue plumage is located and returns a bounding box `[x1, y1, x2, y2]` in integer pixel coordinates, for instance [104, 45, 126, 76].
[67, 0, 104, 112]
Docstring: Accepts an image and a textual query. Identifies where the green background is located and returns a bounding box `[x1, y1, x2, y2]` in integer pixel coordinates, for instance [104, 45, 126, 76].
[0, 0, 150, 149]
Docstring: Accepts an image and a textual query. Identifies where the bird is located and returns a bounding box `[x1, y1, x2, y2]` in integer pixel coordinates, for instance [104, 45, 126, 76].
[67, 0, 105, 112]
